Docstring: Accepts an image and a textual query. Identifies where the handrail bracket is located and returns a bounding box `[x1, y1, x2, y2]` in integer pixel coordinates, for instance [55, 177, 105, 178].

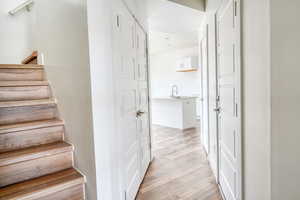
[9, 0, 34, 16]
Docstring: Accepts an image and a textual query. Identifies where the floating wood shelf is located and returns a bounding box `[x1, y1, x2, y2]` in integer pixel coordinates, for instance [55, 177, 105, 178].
[176, 68, 198, 72]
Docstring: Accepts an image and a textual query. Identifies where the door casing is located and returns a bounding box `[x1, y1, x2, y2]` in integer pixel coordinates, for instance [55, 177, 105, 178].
[200, 28, 210, 155]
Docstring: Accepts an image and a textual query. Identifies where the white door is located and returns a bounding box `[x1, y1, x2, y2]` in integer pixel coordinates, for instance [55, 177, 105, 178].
[136, 24, 151, 180]
[201, 33, 210, 154]
[116, 8, 141, 200]
[217, 0, 241, 200]
[114, 4, 151, 200]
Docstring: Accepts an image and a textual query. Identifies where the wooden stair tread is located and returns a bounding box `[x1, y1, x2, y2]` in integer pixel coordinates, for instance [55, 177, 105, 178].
[0, 61, 85, 197]
[0, 168, 84, 200]
[0, 142, 73, 167]
[0, 64, 43, 69]
[0, 119, 64, 135]
[0, 99, 56, 108]
[0, 81, 49, 87]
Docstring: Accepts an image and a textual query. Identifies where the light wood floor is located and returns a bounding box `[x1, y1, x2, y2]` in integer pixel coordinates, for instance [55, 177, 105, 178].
[136, 125, 222, 200]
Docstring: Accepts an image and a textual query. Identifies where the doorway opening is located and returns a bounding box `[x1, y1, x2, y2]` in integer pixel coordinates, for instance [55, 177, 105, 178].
[137, 0, 221, 199]
[113, 0, 242, 200]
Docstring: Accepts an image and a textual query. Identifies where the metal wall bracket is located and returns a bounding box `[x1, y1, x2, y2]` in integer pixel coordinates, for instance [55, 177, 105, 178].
[9, 0, 34, 16]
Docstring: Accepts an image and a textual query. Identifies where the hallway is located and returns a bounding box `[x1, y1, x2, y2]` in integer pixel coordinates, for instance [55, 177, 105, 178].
[136, 126, 222, 200]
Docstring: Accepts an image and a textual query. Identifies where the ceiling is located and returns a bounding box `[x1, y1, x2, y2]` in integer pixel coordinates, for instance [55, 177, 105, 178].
[205, 0, 223, 12]
[146, 0, 205, 54]
[149, 31, 199, 55]
[168, 0, 205, 11]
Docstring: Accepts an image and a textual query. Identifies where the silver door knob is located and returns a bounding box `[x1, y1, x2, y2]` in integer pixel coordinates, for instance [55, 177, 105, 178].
[136, 110, 145, 117]
[214, 107, 221, 112]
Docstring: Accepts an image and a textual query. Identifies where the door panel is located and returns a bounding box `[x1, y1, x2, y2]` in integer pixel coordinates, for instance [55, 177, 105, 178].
[219, 152, 237, 200]
[217, 0, 241, 200]
[136, 24, 151, 179]
[114, 4, 152, 200]
[117, 7, 141, 200]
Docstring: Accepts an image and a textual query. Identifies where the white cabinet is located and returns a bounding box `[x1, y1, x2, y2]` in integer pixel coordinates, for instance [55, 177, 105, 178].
[151, 97, 197, 130]
[176, 56, 198, 72]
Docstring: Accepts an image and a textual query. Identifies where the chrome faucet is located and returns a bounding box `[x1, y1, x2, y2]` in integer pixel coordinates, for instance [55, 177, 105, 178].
[171, 85, 179, 97]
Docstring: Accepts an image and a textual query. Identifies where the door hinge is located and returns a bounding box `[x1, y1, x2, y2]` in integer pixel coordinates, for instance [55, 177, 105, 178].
[234, 1, 237, 17]
[216, 95, 220, 102]
[146, 45, 149, 57]
[117, 15, 120, 27]
[217, 21, 221, 47]
[235, 103, 238, 117]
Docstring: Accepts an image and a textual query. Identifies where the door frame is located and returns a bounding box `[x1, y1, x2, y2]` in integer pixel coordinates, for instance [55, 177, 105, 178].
[135, 18, 153, 172]
[215, 0, 242, 199]
[144, 26, 154, 161]
[199, 37, 205, 152]
[200, 25, 210, 155]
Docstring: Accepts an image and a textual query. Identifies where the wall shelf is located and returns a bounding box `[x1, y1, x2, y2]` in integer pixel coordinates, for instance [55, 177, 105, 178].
[176, 68, 198, 72]
[176, 56, 198, 72]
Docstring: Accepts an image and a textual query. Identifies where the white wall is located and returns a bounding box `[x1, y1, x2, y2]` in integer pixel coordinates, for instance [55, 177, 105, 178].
[86, 0, 117, 199]
[0, 0, 35, 63]
[270, 1, 300, 199]
[34, 1, 97, 199]
[242, 0, 271, 200]
[150, 46, 201, 97]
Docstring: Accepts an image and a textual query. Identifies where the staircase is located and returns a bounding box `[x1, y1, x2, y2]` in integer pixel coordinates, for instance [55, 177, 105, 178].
[0, 64, 85, 200]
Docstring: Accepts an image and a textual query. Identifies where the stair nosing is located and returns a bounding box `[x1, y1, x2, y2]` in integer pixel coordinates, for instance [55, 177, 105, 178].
[0, 142, 73, 167]
[0, 81, 49, 87]
[0, 119, 64, 135]
[0, 168, 84, 200]
[0, 64, 43, 69]
[0, 99, 56, 108]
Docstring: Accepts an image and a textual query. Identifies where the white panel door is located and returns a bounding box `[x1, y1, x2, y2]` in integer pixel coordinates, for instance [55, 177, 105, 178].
[201, 33, 210, 154]
[116, 8, 140, 200]
[217, 0, 241, 200]
[136, 23, 151, 180]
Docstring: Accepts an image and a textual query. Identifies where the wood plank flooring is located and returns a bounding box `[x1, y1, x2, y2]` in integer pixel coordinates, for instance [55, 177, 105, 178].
[136, 125, 222, 200]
